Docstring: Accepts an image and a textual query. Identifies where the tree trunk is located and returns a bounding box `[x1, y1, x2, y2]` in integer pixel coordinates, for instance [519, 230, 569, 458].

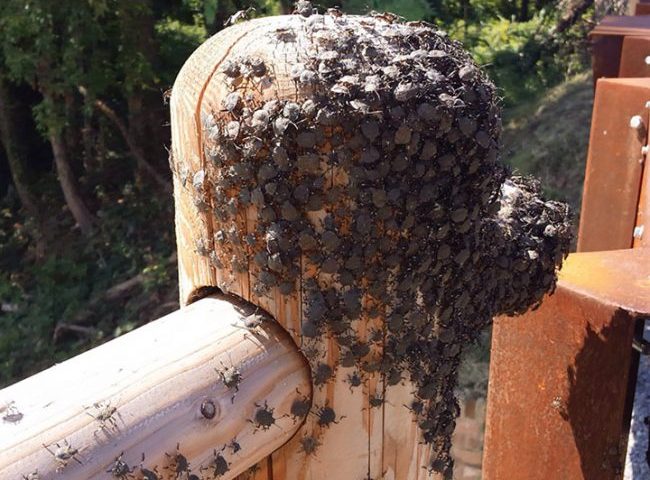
[0, 76, 47, 255]
[48, 124, 94, 236]
[556, 0, 595, 33]
[121, 0, 170, 189]
[81, 106, 96, 173]
[79, 87, 171, 193]
[520, 0, 530, 20]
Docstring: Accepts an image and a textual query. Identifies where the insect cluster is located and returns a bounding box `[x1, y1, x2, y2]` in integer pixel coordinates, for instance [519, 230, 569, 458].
[176, 5, 572, 476]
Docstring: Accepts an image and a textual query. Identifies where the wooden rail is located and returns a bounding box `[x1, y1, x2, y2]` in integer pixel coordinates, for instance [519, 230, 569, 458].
[0, 294, 311, 480]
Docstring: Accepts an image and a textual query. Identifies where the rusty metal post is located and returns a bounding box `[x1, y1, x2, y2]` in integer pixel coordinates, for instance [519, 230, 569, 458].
[635, 2, 650, 15]
[577, 78, 648, 252]
[483, 249, 649, 480]
[590, 16, 650, 84]
[619, 36, 650, 77]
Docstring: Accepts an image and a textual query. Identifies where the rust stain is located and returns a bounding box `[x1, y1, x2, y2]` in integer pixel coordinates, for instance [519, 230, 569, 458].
[578, 78, 648, 252]
[484, 249, 650, 479]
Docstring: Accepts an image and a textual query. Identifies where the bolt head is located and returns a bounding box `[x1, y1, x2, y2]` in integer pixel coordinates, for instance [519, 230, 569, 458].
[200, 399, 218, 419]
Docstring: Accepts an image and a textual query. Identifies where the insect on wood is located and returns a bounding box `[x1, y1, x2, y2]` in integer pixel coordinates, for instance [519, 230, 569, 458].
[250, 400, 280, 432]
[1, 401, 23, 423]
[86, 400, 119, 434]
[215, 359, 242, 403]
[43, 439, 83, 472]
[164, 443, 191, 478]
[224, 7, 256, 26]
[137, 453, 161, 480]
[106, 452, 134, 479]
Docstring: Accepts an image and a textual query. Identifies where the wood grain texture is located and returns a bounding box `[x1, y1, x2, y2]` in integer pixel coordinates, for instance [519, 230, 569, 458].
[171, 15, 434, 480]
[0, 295, 310, 480]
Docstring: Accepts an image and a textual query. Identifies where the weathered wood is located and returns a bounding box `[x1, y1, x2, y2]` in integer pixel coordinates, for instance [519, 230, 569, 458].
[170, 15, 410, 480]
[0, 295, 311, 480]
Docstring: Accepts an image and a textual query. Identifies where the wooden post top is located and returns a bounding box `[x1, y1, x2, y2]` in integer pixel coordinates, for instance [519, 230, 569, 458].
[169, 9, 572, 479]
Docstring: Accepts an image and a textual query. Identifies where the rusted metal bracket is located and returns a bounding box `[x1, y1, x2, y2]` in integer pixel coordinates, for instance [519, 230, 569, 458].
[578, 78, 648, 252]
[483, 248, 650, 480]
[590, 16, 650, 83]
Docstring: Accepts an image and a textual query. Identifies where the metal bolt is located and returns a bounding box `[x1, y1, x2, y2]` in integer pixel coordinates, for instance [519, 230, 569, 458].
[200, 399, 218, 419]
[630, 115, 645, 130]
[633, 225, 645, 239]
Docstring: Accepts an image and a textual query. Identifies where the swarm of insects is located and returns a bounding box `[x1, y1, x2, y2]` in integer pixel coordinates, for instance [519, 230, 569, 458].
[182, 3, 572, 476]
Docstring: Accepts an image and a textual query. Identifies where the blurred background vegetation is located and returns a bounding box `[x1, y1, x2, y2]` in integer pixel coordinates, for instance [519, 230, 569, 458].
[0, 0, 602, 389]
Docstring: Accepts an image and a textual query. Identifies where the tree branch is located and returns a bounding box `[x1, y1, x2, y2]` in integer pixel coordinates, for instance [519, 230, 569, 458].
[55, 253, 178, 340]
[78, 86, 172, 193]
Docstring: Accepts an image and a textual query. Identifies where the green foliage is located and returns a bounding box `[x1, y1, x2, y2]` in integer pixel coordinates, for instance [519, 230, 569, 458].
[502, 72, 592, 212]
[344, 0, 433, 20]
[1, 1, 115, 132]
[448, 9, 591, 106]
[0, 181, 176, 386]
[155, 17, 208, 85]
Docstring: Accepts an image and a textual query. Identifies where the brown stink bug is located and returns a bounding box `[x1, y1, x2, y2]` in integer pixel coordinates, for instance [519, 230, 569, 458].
[1, 401, 23, 423]
[164, 443, 191, 478]
[216, 360, 242, 403]
[405, 399, 425, 416]
[313, 362, 334, 387]
[228, 437, 242, 454]
[106, 452, 134, 479]
[203, 447, 230, 478]
[369, 393, 386, 409]
[235, 312, 265, 331]
[290, 390, 311, 423]
[313, 404, 345, 428]
[299, 434, 321, 456]
[346, 371, 364, 392]
[137, 453, 160, 480]
[86, 400, 119, 434]
[43, 439, 83, 472]
[224, 7, 256, 26]
[249, 400, 284, 432]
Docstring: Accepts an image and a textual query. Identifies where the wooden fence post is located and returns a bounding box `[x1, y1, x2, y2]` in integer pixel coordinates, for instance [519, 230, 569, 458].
[169, 10, 571, 480]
